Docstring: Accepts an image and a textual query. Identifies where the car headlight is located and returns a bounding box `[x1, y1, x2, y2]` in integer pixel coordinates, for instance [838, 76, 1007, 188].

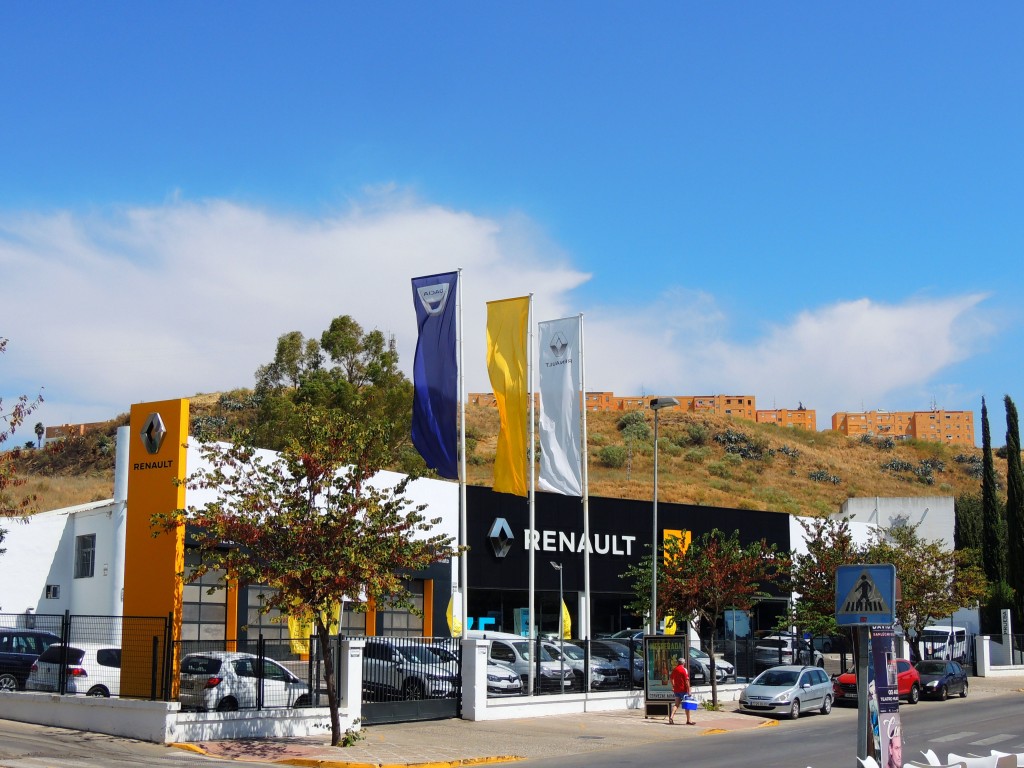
[487, 673, 503, 682]
[772, 693, 791, 703]
[925, 680, 938, 688]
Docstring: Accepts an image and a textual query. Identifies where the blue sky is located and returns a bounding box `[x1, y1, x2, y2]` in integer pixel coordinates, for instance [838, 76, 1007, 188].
[2, 3, 1021, 444]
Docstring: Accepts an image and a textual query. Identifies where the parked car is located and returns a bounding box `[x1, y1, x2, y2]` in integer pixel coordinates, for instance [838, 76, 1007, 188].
[590, 639, 644, 686]
[416, 642, 520, 697]
[0, 628, 61, 692]
[811, 634, 850, 654]
[689, 646, 735, 682]
[486, 637, 576, 692]
[542, 641, 620, 690]
[179, 651, 311, 711]
[738, 664, 833, 719]
[26, 642, 121, 697]
[363, 639, 460, 700]
[914, 659, 969, 700]
[754, 635, 824, 669]
[918, 625, 969, 662]
[832, 658, 920, 705]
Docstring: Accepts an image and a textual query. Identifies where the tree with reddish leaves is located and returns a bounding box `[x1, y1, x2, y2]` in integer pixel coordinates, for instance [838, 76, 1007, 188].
[153, 403, 456, 746]
[1, 338, 43, 556]
[659, 529, 789, 707]
[789, 516, 860, 640]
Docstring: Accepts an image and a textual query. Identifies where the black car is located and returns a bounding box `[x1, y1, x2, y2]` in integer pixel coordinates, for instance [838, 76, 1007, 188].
[914, 659, 969, 700]
[0, 628, 61, 691]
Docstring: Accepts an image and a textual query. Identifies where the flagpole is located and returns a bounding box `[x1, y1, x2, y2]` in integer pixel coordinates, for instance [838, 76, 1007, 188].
[457, 268, 468, 638]
[579, 313, 591, 644]
[527, 293, 536, 696]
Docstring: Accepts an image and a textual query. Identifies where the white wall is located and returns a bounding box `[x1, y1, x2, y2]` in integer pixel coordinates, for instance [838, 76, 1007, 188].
[840, 496, 954, 549]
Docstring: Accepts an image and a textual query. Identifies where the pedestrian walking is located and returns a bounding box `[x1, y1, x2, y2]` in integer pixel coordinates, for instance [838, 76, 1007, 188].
[668, 656, 695, 725]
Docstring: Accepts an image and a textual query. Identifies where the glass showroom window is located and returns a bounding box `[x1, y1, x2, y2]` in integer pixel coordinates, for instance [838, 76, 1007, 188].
[74, 534, 96, 578]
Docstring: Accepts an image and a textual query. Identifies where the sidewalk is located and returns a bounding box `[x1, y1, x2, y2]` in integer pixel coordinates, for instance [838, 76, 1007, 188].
[178, 704, 779, 767]
[178, 677, 1024, 768]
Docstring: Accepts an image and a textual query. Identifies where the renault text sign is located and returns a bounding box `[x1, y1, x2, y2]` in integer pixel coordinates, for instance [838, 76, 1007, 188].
[835, 564, 896, 626]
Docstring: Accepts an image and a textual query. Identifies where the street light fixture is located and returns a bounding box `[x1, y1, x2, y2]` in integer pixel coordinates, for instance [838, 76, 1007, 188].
[649, 396, 678, 635]
[550, 560, 565, 692]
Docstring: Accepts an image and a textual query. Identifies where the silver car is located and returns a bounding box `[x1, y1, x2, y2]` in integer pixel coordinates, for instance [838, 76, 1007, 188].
[688, 646, 735, 682]
[738, 664, 833, 719]
[542, 641, 621, 690]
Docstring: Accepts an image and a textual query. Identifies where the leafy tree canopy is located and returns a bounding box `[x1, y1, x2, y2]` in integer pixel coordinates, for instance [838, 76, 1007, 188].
[1, 338, 43, 544]
[789, 515, 860, 638]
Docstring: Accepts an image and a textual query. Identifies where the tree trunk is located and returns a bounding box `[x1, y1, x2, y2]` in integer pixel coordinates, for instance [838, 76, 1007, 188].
[316, 620, 341, 747]
[707, 633, 719, 708]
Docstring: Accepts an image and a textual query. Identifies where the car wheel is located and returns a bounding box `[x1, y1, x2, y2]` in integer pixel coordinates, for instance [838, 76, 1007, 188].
[960, 680, 968, 698]
[0, 673, 18, 692]
[816, 657, 825, 668]
[86, 685, 109, 697]
[820, 694, 832, 715]
[789, 699, 801, 720]
[216, 697, 239, 712]
[294, 694, 311, 708]
[402, 679, 425, 700]
[938, 685, 948, 701]
[907, 683, 920, 705]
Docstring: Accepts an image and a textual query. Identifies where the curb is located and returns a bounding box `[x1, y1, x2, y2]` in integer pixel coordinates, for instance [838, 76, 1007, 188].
[269, 757, 522, 768]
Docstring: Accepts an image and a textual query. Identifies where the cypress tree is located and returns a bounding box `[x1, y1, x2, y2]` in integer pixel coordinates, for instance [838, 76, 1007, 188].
[982, 397, 1005, 584]
[1005, 395, 1024, 624]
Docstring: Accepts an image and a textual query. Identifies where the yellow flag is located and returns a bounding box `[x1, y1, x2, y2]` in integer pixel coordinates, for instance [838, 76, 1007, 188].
[486, 296, 530, 496]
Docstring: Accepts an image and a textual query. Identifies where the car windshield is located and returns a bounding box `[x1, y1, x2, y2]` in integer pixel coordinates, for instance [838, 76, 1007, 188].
[688, 647, 709, 660]
[758, 639, 787, 650]
[401, 646, 442, 664]
[916, 661, 946, 674]
[549, 644, 585, 661]
[755, 669, 799, 687]
[426, 646, 458, 663]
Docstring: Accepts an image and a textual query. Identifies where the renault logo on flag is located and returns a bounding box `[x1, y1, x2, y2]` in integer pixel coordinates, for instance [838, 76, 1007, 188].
[488, 518, 514, 558]
[548, 330, 569, 358]
[416, 282, 451, 316]
[140, 412, 167, 455]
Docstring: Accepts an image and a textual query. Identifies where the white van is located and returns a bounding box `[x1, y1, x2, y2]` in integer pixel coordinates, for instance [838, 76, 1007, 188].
[919, 625, 968, 662]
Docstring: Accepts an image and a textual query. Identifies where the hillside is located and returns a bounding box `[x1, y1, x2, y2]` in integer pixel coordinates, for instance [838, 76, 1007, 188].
[12, 392, 990, 516]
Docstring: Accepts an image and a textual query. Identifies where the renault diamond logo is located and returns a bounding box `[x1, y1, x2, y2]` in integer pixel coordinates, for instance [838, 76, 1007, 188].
[549, 331, 568, 358]
[488, 518, 514, 558]
[140, 412, 166, 455]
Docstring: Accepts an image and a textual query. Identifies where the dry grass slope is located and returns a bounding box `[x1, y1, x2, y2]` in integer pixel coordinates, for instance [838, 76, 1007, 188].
[11, 395, 987, 516]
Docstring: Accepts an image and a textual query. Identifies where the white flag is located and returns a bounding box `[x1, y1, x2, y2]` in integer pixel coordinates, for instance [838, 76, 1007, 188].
[538, 316, 582, 496]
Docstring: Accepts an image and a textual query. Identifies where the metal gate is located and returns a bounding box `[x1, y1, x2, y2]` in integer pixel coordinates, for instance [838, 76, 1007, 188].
[359, 636, 461, 724]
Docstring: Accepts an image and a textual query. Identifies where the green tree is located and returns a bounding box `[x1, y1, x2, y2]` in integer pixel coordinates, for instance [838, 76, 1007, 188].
[251, 316, 416, 469]
[33, 422, 43, 449]
[789, 516, 860, 639]
[659, 529, 789, 707]
[1, 338, 43, 553]
[981, 397, 1011, 630]
[153, 404, 456, 746]
[1005, 395, 1024, 625]
[954, 492, 983, 553]
[863, 523, 988, 652]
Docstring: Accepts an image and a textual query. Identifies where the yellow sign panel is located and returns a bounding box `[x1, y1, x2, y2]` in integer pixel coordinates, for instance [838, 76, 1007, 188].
[663, 529, 691, 563]
[122, 399, 188, 698]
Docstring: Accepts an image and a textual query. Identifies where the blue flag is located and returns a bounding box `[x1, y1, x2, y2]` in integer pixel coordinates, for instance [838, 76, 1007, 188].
[411, 271, 459, 479]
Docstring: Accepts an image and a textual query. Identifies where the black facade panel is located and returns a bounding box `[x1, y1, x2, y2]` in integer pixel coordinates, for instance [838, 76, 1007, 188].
[466, 485, 792, 598]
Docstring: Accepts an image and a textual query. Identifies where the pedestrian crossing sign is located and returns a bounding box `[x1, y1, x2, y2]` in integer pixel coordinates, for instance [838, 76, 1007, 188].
[835, 564, 896, 626]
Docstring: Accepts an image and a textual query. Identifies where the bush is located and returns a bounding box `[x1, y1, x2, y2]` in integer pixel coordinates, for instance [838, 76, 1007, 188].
[708, 461, 731, 479]
[617, 411, 648, 431]
[622, 422, 652, 443]
[687, 423, 709, 446]
[598, 445, 628, 468]
[684, 447, 709, 464]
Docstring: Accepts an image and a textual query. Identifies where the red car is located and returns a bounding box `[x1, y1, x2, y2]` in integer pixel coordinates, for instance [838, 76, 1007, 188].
[833, 658, 920, 705]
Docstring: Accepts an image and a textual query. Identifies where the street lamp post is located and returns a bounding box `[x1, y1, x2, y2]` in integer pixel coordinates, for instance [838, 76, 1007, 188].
[550, 560, 564, 692]
[649, 397, 678, 636]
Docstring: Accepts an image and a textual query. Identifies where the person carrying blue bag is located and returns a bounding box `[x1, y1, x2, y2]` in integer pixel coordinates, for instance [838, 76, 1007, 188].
[668, 656, 696, 725]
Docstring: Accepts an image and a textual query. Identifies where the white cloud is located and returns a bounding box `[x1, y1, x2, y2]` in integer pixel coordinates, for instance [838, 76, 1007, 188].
[0, 194, 995, 429]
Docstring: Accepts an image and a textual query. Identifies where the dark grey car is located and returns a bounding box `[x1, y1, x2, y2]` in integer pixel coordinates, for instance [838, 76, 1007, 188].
[0, 629, 61, 691]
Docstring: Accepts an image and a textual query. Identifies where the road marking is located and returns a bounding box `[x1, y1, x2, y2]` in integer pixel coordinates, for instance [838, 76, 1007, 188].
[969, 734, 1018, 746]
[932, 732, 978, 742]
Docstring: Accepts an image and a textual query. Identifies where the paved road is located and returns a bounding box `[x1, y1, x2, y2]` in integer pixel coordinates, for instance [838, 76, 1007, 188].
[521, 693, 1024, 768]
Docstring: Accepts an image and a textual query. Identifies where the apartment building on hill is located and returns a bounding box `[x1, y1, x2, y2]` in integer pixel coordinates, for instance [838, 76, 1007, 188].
[831, 409, 975, 447]
[756, 406, 817, 431]
[469, 391, 761, 420]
